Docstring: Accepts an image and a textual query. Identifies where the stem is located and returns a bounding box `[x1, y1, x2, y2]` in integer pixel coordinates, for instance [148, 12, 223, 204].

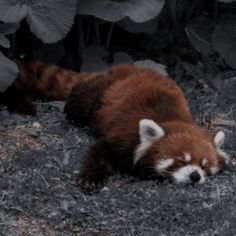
[77, 16, 85, 58]
[105, 22, 114, 51]
[168, 0, 177, 27]
[187, 0, 198, 20]
[9, 33, 16, 59]
[214, 0, 218, 19]
[94, 23, 101, 44]
[85, 22, 91, 44]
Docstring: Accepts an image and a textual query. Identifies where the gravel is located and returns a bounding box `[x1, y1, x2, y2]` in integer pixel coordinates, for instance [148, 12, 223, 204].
[0, 59, 236, 236]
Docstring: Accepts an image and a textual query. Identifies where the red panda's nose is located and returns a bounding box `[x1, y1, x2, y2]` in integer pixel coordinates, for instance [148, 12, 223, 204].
[189, 171, 201, 182]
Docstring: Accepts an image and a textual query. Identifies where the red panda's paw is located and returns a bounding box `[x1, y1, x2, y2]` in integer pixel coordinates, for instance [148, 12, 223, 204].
[76, 140, 113, 192]
[18, 102, 37, 116]
[77, 173, 107, 192]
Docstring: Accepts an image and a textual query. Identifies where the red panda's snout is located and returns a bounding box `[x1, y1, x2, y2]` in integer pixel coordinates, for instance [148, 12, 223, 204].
[134, 119, 230, 184]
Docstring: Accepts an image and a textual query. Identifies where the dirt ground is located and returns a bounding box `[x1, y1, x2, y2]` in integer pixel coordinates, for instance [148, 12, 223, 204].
[0, 58, 236, 236]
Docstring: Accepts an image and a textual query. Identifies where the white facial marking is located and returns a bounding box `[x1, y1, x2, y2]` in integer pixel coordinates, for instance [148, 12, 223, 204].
[184, 153, 191, 162]
[172, 165, 205, 184]
[156, 159, 174, 171]
[210, 167, 220, 175]
[217, 148, 230, 164]
[214, 131, 225, 148]
[202, 158, 208, 167]
[134, 119, 165, 166]
[134, 142, 152, 166]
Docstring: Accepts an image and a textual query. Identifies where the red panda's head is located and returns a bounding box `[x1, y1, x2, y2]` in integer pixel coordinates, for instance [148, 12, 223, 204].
[134, 119, 229, 184]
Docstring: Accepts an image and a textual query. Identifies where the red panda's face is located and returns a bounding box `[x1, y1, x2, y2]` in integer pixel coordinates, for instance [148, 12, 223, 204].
[134, 119, 229, 184]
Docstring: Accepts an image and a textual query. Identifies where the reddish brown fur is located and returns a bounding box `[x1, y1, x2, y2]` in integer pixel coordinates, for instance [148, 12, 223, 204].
[64, 64, 227, 190]
[145, 122, 225, 177]
[15, 60, 89, 99]
[1, 61, 226, 189]
[0, 60, 91, 114]
[0, 61, 147, 115]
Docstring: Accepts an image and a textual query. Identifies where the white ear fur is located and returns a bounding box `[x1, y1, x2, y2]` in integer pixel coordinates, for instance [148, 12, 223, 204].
[214, 131, 225, 148]
[139, 119, 165, 144]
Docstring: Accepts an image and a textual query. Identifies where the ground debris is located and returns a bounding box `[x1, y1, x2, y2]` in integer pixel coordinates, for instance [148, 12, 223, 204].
[0, 63, 236, 235]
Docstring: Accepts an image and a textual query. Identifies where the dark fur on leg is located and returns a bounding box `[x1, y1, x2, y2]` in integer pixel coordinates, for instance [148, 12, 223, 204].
[0, 85, 36, 115]
[64, 74, 114, 126]
[77, 140, 113, 192]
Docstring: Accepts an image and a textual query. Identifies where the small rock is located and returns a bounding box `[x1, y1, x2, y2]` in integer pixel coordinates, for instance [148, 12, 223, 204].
[32, 122, 42, 129]
[101, 186, 109, 192]
[23, 127, 40, 138]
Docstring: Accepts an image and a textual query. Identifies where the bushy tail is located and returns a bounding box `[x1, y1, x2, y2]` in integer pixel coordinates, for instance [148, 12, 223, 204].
[1, 60, 89, 115]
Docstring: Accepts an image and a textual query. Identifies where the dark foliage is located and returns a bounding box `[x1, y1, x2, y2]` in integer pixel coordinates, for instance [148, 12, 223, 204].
[0, 0, 236, 92]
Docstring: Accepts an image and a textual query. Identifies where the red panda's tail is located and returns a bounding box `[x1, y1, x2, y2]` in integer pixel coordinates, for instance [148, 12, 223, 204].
[0, 60, 89, 115]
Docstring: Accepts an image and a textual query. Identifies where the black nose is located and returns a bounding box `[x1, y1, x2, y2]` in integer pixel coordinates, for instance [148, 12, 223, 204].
[189, 171, 201, 182]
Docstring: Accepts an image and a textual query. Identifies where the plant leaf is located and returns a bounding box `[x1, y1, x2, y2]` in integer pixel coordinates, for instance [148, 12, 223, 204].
[185, 16, 215, 55]
[134, 59, 168, 75]
[212, 16, 236, 69]
[0, 23, 19, 48]
[27, 0, 77, 43]
[217, 0, 236, 2]
[0, 23, 19, 35]
[113, 52, 133, 65]
[81, 45, 134, 72]
[77, 0, 165, 23]
[81, 45, 109, 72]
[0, 0, 77, 43]
[0, 35, 10, 48]
[118, 16, 159, 34]
[0, 51, 18, 92]
[0, 0, 28, 23]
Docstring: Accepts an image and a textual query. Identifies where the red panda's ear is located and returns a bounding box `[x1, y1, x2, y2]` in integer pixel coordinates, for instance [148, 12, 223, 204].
[214, 131, 225, 148]
[139, 119, 165, 144]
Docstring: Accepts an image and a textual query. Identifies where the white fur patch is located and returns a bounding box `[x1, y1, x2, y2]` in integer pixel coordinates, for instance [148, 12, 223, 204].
[214, 131, 225, 148]
[134, 119, 165, 166]
[156, 159, 174, 171]
[139, 119, 165, 143]
[172, 165, 205, 184]
[134, 142, 152, 166]
[210, 166, 220, 175]
[184, 153, 191, 162]
[202, 158, 208, 167]
[217, 148, 230, 164]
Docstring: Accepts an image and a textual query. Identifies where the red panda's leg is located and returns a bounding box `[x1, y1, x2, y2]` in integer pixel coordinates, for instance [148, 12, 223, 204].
[77, 139, 113, 191]
[0, 85, 36, 115]
[64, 74, 112, 127]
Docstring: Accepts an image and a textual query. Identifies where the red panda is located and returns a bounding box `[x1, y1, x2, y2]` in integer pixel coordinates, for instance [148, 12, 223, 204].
[0, 60, 90, 115]
[64, 64, 230, 190]
[0, 61, 229, 188]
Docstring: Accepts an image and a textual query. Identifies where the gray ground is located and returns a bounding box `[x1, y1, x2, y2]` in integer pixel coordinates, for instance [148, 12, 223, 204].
[0, 59, 236, 236]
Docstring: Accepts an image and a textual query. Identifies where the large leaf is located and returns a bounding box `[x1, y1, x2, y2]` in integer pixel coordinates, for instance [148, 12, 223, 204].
[0, 35, 10, 48]
[185, 17, 215, 55]
[212, 16, 236, 69]
[77, 0, 165, 23]
[113, 52, 133, 65]
[81, 45, 109, 72]
[81, 45, 133, 72]
[217, 0, 236, 2]
[0, 23, 19, 35]
[118, 16, 159, 34]
[81, 46, 167, 76]
[0, 52, 18, 92]
[0, 0, 77, 43]
[0, 23, 19, 48]
[134, 59, 168, 75]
